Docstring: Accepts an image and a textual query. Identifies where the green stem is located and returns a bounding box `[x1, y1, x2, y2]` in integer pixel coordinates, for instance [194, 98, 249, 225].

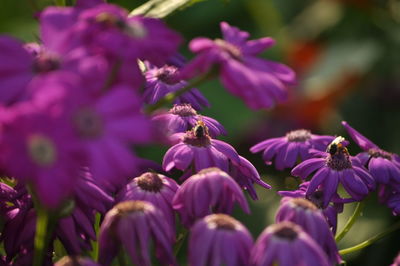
[335, 200, 366, 242]
[144, 71, 216, 114]
[174, 229, 188, 257]
[117, 250, 127, 266]
[339, 220, 400, 255]
[33, 207, 56, 266]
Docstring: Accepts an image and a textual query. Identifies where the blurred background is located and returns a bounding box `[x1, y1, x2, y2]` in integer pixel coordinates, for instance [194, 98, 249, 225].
[1, 0, 400, 264]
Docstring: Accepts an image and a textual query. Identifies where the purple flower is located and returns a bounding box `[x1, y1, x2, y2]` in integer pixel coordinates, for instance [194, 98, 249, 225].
[189, 214, 253, 266]
[162, 121, 241, 176]
[55, 256, 99, 266]
[275, 197, 341, 264]
[180, 22, 296, 110]
[250, 221, 330, 266]
[250, 129, 334, 170]
[291, 136, 375, 206]
[278, 181, 347, 234]
[391, 252, 400, 266]
[98, 200, 175, 266]
[143, 63, 210, 110]
[152, 104, 226, 137]
[116, 172, 179, 230]
[342, 121, 400, 185]
[172, 167, 250, 227]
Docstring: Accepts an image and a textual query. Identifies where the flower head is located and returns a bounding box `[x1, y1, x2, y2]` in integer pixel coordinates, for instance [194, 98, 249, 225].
[291, 136, 375, 206]
[181, 22, 296, 109]
[98, 200, 175, 266]
[250, 221, 330, 266]
[342, 121, 400, 185]
[250, 129, 334, 170]
[189, 214, 253, 266]
[116, 172, 179, 230]
[275, 198, 341, 264]
[172, 167, 250, 227]
[144, 63, 210, 110]
[152, 104, 226, 137]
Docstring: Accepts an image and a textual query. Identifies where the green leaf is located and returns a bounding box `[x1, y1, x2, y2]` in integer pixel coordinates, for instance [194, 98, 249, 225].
[129, 0, 207, 18]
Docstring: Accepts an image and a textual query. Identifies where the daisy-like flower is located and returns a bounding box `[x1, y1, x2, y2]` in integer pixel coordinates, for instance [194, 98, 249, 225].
[250, 129, 334, 170]
[250, 222, 330, 266]
[278, 181, 349, 234]
[116, 172, 179, 230]
[189, 214, 253, 266]
[98, 200, 175, 266]
[342, 121, 400, 185]
[55, 256, 99, 266]
[180, 21, 296, 110]
[143, 63, 209, 110]
[151, 103, 226, 137]
[275, 198, 341, 264]
[162, 120, 241, 175]
[172, 167, 250, 227]
[291, 136, 375, 206]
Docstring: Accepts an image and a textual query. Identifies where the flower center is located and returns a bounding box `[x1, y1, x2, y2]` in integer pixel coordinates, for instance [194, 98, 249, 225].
[326, 151, 352, 171]
[170, 104, 197, 117]
[95, 12, 126, 29]
[272, 223, 298, 241]
[28, 134, 57, 167]
[115, 200, 154, 215]
[290, 198, 318, 211]
[286, 129, 312, 142]
[156, 65, 180, 85]
[136, 172, 164, 192]
[214, 39, 242, 59]
[368, 148, 392, 160]
[306, 190, 324, 209]
[33, 53, 60, 73]
[183, 121, 211, 147]
[73, 108, 103, 138]
[205, 214, 238, 231]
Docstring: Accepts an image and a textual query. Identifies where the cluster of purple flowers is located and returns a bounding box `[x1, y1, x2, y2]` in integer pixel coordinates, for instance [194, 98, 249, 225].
[0, 0, 399, 265]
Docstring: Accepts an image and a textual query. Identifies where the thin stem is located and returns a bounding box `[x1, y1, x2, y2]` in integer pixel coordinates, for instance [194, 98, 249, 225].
[339, 220, 400, 255]
[33, 207, 56, 266]
[144, 71, 216, 114]
[335, 200, 366, 242]
[174, 229, 188, 257]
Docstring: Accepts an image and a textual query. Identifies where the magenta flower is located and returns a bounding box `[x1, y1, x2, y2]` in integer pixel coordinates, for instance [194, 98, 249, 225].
[55, 256, 99, 266]
[250, 129, 334, 170]
[250, 222, 330, 266]
[172, 167, 250, 227]
[144, 63, 209, 110]
[0, 36, 35, 104]
[162, 121, 241, 176]
[152, 104, 226, 137]
[275, 198, 341, 264]
[181, 21, 296, 109]
[342, 121, 400, 185]
[278, 181, 348, 234]
[189, 214, 253, 266]
[291, 137, 375, 206]
[98, 201, 175, 266]
[116, 172, 179, 230]
[0, 102, 85, 208]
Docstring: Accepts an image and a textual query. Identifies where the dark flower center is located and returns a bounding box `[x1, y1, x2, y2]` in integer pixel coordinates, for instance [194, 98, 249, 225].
[306, 190, 324, 209]
[28, 134, 57, 166]
[286, 129, 312, 142]
[170, 104, 197, 117]
[273, 223, 298, 241]
[215, 39, 242, 59]
[326, 151, 352, 171]
[368, 148, 392, 160]
[290, 198, 318, 211]
[74, 108, 103, 138]
[205, 214, 238, 231]
[33, 53, 60, 73]
[183, 121, 211, 147]
[156, 66, 180, 85]
[136, 172, 164, 192]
